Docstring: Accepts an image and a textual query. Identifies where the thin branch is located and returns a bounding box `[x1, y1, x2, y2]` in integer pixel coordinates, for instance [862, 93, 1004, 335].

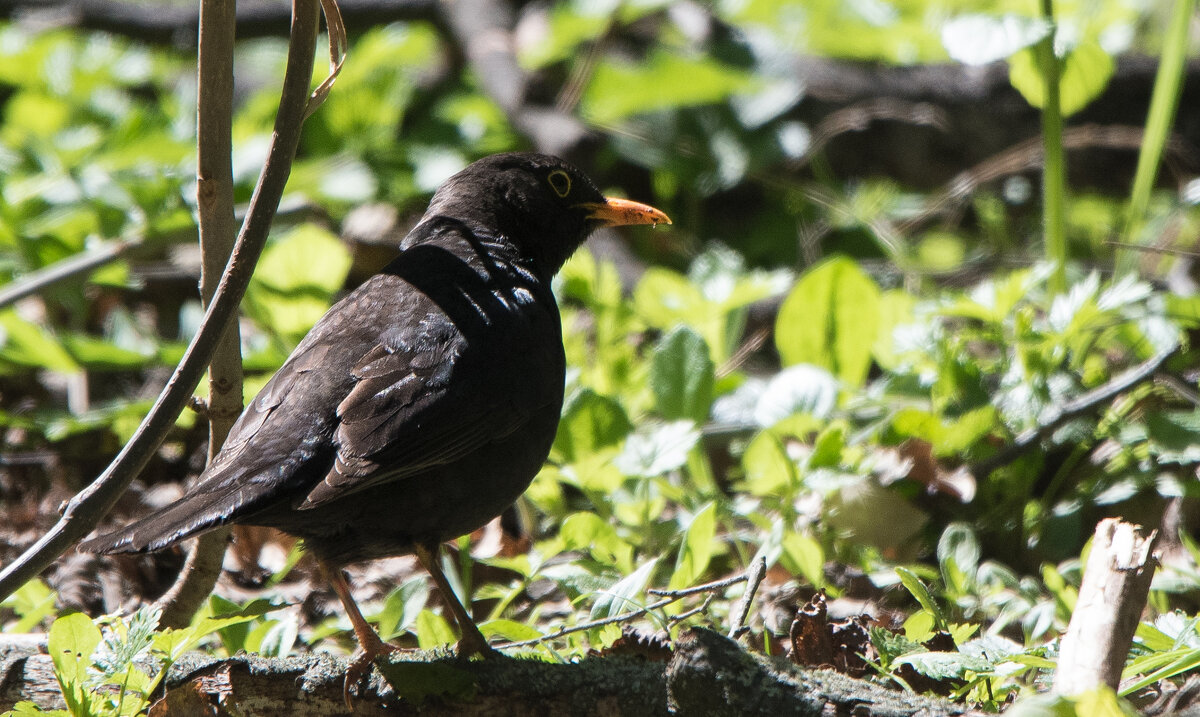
[728, 556, 766, 639]
[155, 0, 242, 630]
[0, 237, 141, 310]
[971, 345, 1180, 478]
[0, 0, 322, 602]
[497, 569, 752, 650]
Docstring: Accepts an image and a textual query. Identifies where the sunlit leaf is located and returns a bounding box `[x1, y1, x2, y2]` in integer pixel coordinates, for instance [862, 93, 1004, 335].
[1009, 41, 1115, 117]
[775, 257, 881, 388]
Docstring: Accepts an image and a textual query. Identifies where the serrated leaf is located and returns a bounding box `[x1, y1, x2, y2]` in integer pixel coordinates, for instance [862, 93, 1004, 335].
[775, 257, 881, 388]
[895, 650, 991, 679]
[650, 327, 715, 423]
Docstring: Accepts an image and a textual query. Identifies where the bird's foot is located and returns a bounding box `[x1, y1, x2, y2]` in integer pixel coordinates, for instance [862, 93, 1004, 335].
[343, 641, 404, 710]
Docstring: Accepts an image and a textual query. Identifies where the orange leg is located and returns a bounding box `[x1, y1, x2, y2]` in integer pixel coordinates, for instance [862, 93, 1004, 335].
[413, 541, 497, 659]
[320, 559, 402, 709]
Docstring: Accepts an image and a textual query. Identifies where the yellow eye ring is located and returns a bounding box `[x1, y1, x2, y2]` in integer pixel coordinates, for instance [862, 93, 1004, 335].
[547, 170, 571, 198]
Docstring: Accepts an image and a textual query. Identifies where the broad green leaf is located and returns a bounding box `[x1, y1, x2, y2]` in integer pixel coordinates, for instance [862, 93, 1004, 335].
[741, 431, 797, 495]
[872, 289, 915, 370]
[244, 223, 352, 343]
[591, 558, 658, 620]
[669, 502, 717, 590]
[47, 612, 100, 715]
[582, 51, 759, 125]
[0, 311, 80, 373]
[650, 327, 715, 423]
[552, 389, 632, 463]
[775, 257, 881, 388]
[780, 532, 825, 589]
[942, 14, 1051, 66]
[1009, 41, 1114, 117]
[415, 609, 457, 650]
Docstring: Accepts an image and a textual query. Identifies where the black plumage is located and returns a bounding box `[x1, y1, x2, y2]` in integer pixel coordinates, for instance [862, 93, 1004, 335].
[79, 152, 669, 694]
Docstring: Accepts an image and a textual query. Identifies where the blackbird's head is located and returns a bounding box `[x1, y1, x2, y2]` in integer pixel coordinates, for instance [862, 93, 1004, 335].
[425, 152, 670, 274]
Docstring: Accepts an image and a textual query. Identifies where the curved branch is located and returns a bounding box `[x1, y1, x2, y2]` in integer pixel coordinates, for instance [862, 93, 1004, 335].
[0, 0, 322, 602]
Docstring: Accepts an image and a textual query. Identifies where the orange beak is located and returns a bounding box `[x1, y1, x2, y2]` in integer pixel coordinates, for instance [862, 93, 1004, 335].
[578, 197, 671, 228]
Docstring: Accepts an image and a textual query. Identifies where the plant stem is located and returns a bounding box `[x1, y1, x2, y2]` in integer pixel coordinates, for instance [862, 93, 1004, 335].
[1038, 0, 1067, 295]
[1118, 0, 1197, 275]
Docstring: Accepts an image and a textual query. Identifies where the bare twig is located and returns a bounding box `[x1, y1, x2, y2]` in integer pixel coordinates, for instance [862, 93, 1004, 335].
[0, 237, 142, 311]
[0, 0, 322, 602]
[971, 344, 1179, 477]
[154, 0, 242, 630]
[497, 569, 753, 651]
[728, 556, 766, 639]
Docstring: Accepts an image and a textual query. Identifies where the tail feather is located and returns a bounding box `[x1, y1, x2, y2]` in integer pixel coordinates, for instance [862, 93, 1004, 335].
[78, 492, 245, 554]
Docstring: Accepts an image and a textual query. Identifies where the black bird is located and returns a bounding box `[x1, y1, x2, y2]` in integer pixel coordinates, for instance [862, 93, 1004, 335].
[80, 152, 669, 689]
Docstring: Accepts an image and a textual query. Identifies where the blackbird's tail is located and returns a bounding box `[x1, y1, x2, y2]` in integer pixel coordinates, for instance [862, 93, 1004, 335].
[77, 492, 243, 555]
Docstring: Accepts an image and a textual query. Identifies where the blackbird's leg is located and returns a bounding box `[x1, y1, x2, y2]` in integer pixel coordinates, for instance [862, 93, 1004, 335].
[320, 559, 401, 709]
[413, 541, 498, 659]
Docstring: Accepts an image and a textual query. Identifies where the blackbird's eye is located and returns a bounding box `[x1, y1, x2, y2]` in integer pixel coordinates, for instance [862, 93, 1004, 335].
[547, 170, 571, 198]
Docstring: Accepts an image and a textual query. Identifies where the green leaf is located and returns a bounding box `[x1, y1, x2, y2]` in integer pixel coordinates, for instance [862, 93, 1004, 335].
[669, 502, 717, 590]
[0, 311, 80, 373]
[480, 619, 543, 643]
[942, 14, 1051, 66]
[415, 609, 457, 650]
[1009, 41, 1114, 117]
[780, 532, 825, 588]
[591, 558, 658, 620]
[244, 223, 352, 344]
[375, 661, 477, 704]
[895, 650, 990, 680]
[47, 612, 101, 715]
[775, 257, 881, 388]
[582, 50, 759, 125]
[614, 420, 700, 478]
[1, 579, 57, 633]
[375, 578, 432, 640]
[558, 512, 634, 574]
[741, 431, 797, 495]
[895, 567, 946, 629]
[650, 327, 715, 423]
[552, 389, 632, 463]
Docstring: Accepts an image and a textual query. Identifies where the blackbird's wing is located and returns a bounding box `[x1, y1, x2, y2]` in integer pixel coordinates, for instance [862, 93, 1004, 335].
[297, 256, 559, 509]
[77, 329, 349, 553]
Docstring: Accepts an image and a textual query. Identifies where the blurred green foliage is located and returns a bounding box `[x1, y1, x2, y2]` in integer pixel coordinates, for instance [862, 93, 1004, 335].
[0, 1, 1199, 713]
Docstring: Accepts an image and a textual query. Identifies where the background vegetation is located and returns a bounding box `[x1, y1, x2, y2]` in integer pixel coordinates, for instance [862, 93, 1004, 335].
[1, 0, 1199, 713]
